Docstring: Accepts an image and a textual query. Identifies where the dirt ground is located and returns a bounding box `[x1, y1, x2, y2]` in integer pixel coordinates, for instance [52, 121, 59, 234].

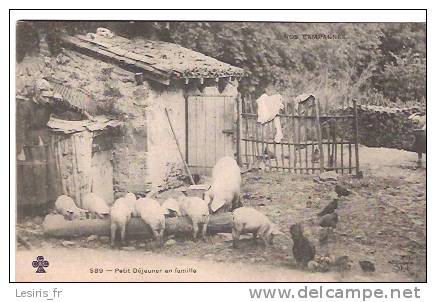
[15, 146, 426, 282]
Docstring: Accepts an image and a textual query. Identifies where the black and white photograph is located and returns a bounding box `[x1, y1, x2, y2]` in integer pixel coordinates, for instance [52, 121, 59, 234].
[12, 15, 426, 283]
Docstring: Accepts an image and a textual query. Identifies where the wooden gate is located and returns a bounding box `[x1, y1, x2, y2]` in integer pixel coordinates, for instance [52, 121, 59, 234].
[187, 95, 236, 175]
[239, 94, 360, 175]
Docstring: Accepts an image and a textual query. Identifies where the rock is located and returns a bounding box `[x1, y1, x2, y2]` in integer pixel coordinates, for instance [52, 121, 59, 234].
[203, 254, 214, 259]
[62, 240, 75, 247]
[359, 260, 376, 272]
[164, 239, 177, 246]
[86, 235, 99, 242]
[99, 236, 110, 244]
[32, 216, 44, 225]
[250, 257, 265, 263]
[138, 243, 146, 248]
[121, 246, 136, 251]
[319, 171, 339, 182]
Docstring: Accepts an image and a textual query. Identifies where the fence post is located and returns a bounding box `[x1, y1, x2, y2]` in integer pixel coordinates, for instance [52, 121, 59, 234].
[314, 98, 324, 172]
[236, 93, 242, 166]
[352, 98, 360, 176]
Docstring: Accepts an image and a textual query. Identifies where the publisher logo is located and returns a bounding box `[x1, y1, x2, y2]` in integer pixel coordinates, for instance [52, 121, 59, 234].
[32, 256, 49, 273]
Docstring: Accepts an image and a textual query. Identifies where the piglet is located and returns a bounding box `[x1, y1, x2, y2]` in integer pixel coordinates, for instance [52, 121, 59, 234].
[135, 198, 166, 247]
[232, 207, 283, 248]
[54, 195, 88, 220]
[82, 193, 110, 219]
[110, 197, 135, 247]
[178, 196, 210, 241]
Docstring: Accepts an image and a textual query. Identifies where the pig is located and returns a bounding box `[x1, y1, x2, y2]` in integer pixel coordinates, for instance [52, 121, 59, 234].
[204, 156, 242, 213]
[232, 207, 283, 248]
[82, 193, 110, 219]
[178, 196, 210, 241]
[161, 198, 180, 218]
[135, 198, 166, 247]
[124, 192, 138, 216]
[110, 197, 135, 247]
[54, 195, 88, 220]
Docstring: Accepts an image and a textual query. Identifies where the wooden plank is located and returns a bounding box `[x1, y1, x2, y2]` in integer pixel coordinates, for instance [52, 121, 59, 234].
[284, 105, 292, 171]
[270, 121, 278, 171]
[198, 97, 207, 174]
[280, 117, 285, 172]
[243, 96, 249, 166]
[241, 113, 354, 119]
[251, 96, 259, 165]
[187, 97, 195, 170]
[304, 108, 309, 173]
[332, 120, 338, 172]
[314, 99, 325, 173]
[215, 96, 225, 163]
[296, 105, 302, 173]
[249, 96, 257, 164]
[353, 99, 360, 175]
[326, 122, 331, 168]
[224, 97, 235, 157]
[241, 138, 353, 145]
[236, 93, 242, 166]
[291, 101, 297, 173]
[205, 97, 217, 171]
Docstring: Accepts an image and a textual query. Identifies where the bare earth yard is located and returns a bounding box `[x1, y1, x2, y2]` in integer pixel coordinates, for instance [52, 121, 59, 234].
[16, 146, 426, 282]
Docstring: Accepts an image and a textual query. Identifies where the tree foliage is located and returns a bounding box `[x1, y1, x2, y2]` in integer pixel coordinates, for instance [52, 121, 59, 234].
[17, 21, 426, 104]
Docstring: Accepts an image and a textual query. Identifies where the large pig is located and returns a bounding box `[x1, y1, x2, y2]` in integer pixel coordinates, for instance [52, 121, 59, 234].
[54, 195, 88, 220]
[178, 196, 210, 241]
[110, 197, 135, 247]
[135, 198, 166, 247]
[82, 193, 110, 219]
[204, 156, 242, 213]
[232, 207, 283, 248]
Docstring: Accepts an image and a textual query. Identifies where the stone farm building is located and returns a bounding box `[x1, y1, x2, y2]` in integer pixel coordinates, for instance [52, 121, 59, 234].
[16, 30, 245, 209]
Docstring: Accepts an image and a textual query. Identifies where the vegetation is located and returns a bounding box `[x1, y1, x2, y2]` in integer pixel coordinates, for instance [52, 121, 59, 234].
[16, 21, 426, 105]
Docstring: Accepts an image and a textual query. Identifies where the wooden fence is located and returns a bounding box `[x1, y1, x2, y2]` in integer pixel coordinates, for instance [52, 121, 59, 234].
[237, 94, 360, 175]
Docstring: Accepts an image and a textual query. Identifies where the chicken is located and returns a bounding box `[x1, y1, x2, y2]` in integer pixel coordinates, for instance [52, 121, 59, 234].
[335, 184, 351, 197]
[317, 199, 338, 217]
[319, 212, 339, 228]
[334, 255, 353, 272]
[290, 223, 316, 268]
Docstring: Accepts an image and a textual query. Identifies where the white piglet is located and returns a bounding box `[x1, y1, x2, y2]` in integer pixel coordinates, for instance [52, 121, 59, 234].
[136, 198, 166, 247]
[178, 196, 210, 241]
[124, 192, 138, 216]
[82, 193, 110, 219]
[161, 198, 180, 218]
[54, 195, 88, 220]
[110, 197, 135, 247]
[232, 207, 283, 248]
[204, 156, 242, 213]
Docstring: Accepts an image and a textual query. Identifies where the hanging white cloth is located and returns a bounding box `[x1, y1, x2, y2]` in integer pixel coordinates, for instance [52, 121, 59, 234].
[256, 93, 284, 143]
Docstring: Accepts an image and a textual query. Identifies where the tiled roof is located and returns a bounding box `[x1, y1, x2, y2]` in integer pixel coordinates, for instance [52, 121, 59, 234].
[60, 32, 246, 85]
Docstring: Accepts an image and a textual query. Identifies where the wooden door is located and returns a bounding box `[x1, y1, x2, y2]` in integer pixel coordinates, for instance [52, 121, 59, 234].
[91, 150, 114, 204]
[187, 95, 235, 175]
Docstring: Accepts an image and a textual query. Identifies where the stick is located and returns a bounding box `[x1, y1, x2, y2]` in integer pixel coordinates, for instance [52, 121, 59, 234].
[165, 108, 196, 185]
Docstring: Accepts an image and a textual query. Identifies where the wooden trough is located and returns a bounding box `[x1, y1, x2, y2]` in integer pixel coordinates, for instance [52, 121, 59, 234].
[43, 213, 233, 238]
